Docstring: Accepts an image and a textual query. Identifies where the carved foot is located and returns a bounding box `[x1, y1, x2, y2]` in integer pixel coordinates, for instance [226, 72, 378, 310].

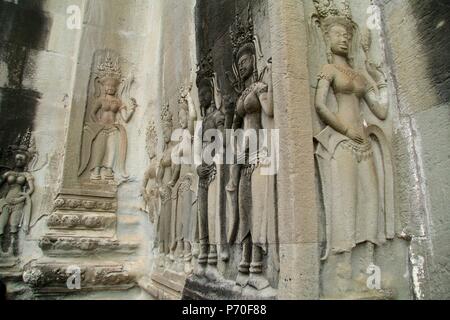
[198, 244, 208, 264]
[194, 263, 207, 277]
[158, 254, 165, 268]
[220, 246, 230, 262]
[90, 172, 101, 181]
[205, 265, 223, 282]
[184, 262, 193, 275]
[104, 168, 114, 180]
[225, 182, 237, 192]
[248, 273, 270, 291]
[235, 272, 249, 287]
[192, 243, 200, 258]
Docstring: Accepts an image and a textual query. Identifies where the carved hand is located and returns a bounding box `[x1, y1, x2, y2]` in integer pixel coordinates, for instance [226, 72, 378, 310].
[365, 60, 386, 85]
[141, 188, 149, 202]
[129, 98, 138, 110]
[346, 128, 365, 144]
[9, 196, 26, 205]
[197, 165, 209, 178]
[180, 85, 192, 100]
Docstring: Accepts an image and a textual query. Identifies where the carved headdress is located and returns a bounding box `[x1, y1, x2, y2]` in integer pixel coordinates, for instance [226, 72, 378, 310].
[229, 5, 264, 90]
[146, 121, 157, 159]
[313, 0, 353, 31]
[160, 103, 173, 131]
[178, 87, 189, 114]
[196, 51, 214, 90]
[96, 53, 122, 82]
[230, 4, 255, 59]
[312, 0, 357, 64]
[10, 129, 36, 161]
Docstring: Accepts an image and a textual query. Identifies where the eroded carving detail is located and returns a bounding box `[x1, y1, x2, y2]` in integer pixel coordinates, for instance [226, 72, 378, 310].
[53, 196, 117, 212]
[39, 235, 139, 256]
[23, 263, 135, 291]
[47, 212, 115, 230]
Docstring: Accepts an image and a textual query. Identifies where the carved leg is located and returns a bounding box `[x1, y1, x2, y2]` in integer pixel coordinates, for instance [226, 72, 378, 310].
[236, 236, 251, 287]
[103, 168, 114, 180]
[366, 242, 375, 266]
[91, 132, 107, 179]
[197, 184, 209, 265]
[336, 252, 353, 293]
[103, 132, 117, 180]
[0, 207, 11, 237]
[219, 244, 230, 262]
[184, 240, 193, 276]
[208, 244, 218, 265]
[9, 232, 18, 256]
[205, 245, 223, 282]
[197, 240, 208, 265]
[248, 245, 270, 290]
[194, 239, 208, 277]
[0, 235, 4, 253]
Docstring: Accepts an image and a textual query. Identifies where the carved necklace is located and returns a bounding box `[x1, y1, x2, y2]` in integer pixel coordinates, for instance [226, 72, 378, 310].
[334, 64, 359, 81]
[239, 83, 258, 102]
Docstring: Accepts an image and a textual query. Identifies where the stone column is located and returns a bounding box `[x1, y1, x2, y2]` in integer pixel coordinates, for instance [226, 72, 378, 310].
[267, 0, 320, 299]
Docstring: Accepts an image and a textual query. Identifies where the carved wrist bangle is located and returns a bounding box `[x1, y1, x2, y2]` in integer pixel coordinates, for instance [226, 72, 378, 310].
[377, 82, 388, 89]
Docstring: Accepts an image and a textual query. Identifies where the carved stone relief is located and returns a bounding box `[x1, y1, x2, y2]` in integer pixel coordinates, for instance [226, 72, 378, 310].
[78, 52, 138, 184]
[0, 130, 37, 262]
[23, 262, 135, 293]
[226, 5, 278, 293]
[311, 0, 396, 298]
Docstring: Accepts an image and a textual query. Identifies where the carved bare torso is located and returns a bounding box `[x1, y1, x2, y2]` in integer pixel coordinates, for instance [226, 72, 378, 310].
[236, 82, 267, 132]
[3, 171, 27, 203]
[328, 64, 368, 138]
[95, 96, 122, 126]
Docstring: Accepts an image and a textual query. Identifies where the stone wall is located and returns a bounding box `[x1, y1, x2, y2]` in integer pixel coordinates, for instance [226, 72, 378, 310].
[382, 0, 450, 300]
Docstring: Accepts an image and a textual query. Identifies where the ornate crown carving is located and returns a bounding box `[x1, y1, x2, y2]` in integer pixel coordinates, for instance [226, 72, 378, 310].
[160, 103, 173, 128]
[178, 88, 189, 112]
[313, 0, 352, 21]
[230, 5, 254, 56]
[145, 120, 157, 158]
[196, 51, 214, 86]
[96, 53, 122, 81]
[9, 128, 36, 158]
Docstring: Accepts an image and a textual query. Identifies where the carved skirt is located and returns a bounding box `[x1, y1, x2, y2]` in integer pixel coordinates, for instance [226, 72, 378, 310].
[330, 140, 381, 254]
[91, 126, 120, 168]
[158, 186, 172, 254]
[0, 200, 24, 234]
[238, 156, 276, 253]
[171, 175, 196, 245]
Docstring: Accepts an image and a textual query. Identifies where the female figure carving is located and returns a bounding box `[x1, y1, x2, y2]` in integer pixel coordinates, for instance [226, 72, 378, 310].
[0, 131, 35, 255]
[228, 8, 277, 291]
[78, 54, 137, 181]
[312, 0, 394, 292]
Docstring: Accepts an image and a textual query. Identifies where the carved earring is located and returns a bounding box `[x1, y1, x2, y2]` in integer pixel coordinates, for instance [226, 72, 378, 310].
[253, 55, 258, 82]
[326, 47, 333, 64]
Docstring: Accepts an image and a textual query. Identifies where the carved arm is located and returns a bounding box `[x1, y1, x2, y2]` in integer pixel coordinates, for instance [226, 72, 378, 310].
[120, 98, 137, 123]
[315, 78, 348, 135]
[364, 81, 389, 121]
[89, 100, 102, 122]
